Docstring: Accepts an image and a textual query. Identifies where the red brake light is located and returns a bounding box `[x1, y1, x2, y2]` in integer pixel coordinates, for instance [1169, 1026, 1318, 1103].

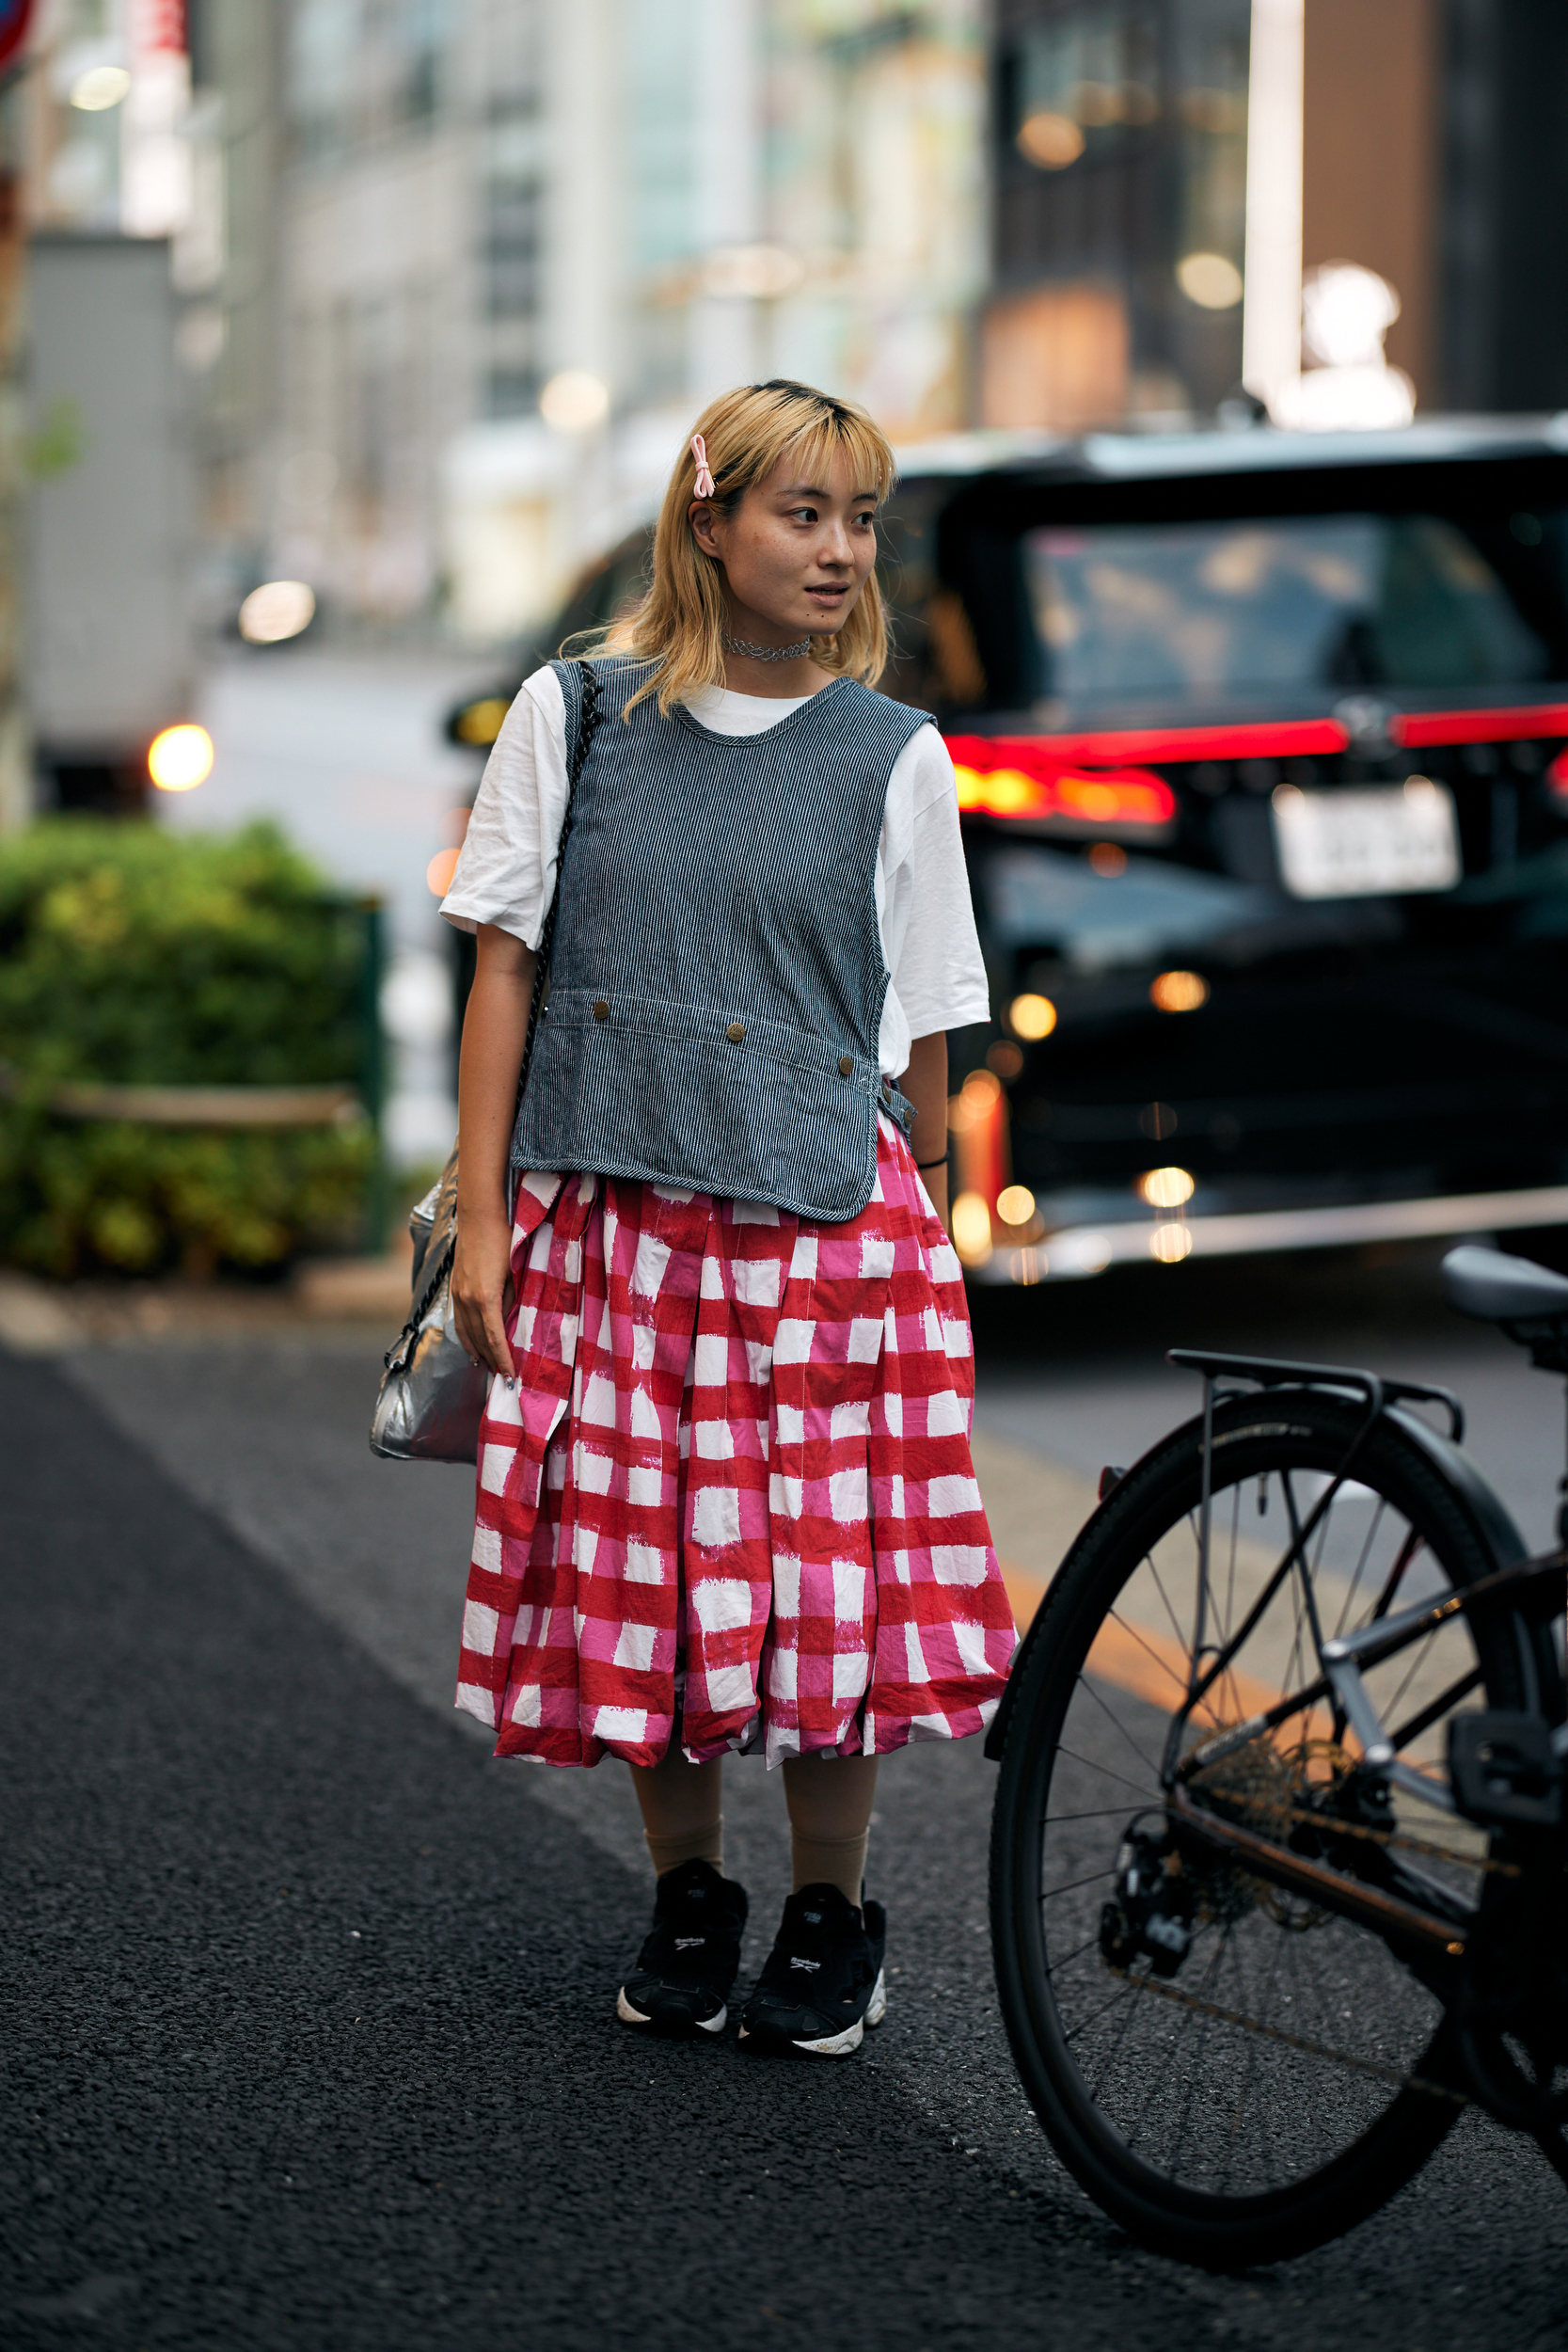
[1547, 751, 1568, 805]
[946, 736, 1177, 828]
[1395, 702, 1568, 749]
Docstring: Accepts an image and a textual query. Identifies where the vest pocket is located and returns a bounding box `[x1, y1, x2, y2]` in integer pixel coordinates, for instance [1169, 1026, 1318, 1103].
[512, 991, 875, 1219]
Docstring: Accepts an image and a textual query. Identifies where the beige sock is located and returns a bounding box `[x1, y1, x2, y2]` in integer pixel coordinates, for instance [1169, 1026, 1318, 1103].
[628, 1746, 726, 1881]
[789, 1826, 869, 1909]
[641, 1817, 724, 1879]
[783, 1752, 879, 1908]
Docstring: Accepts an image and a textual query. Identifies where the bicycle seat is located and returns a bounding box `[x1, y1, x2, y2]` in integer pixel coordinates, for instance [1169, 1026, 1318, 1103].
[1442, 1245, 1568, 1331]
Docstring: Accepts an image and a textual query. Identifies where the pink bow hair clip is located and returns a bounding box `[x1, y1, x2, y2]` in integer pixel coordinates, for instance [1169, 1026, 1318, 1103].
[690, 434, 716, 499]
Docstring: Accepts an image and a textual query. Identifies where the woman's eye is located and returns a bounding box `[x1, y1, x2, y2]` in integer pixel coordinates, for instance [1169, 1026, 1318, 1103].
[790, 506, 817, 523]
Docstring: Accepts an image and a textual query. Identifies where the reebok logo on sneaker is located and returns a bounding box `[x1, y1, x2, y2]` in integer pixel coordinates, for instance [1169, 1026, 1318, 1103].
[739, 1886, 888, 2058]
[616, 1860, 749, 2042]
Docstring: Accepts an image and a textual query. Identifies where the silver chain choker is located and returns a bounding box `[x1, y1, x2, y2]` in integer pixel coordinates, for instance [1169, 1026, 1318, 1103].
[722, 632, 813, 661]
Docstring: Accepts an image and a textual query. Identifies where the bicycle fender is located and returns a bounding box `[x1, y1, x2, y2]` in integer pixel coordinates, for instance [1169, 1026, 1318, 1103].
[1383, 1401, 1528, 1568]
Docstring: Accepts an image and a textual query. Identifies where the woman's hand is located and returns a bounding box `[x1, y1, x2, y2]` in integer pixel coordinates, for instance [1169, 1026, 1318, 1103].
[451, 1204, 516, 1378]
[452, 922, 539, 1380]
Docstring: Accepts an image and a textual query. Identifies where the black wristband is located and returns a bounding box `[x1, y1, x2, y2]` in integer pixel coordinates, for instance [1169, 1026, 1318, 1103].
[915, 1154, 949, 1170]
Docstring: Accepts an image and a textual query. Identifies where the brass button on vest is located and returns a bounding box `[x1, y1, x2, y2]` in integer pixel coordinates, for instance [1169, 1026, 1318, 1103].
[726, 1021, 745, 1043]
[594, 1000, 610, 1021]
[839, 1055, 854, 1077]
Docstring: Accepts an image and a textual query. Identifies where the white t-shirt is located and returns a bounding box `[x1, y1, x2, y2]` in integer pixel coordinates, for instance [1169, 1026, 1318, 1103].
[440, 667, 991, 1076]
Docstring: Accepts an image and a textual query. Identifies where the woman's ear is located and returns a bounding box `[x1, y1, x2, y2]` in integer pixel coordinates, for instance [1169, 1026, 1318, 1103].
[689, 501, 724, 563]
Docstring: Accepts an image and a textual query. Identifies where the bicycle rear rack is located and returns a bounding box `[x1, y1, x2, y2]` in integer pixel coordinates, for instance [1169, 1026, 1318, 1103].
[1161, 1348, 1465, 1803]
[1166, 1348, 1465, 1444]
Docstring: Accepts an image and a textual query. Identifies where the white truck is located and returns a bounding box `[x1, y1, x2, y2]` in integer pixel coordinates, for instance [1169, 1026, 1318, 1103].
[25, 231, 194, 812]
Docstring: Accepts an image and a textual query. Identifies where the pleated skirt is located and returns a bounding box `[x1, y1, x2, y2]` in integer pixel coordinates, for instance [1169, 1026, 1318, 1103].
[454, 1114, 1016, 1768]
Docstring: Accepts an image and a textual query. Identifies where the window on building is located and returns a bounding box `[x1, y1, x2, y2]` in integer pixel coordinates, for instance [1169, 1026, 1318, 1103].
[288, 0, 449, 162]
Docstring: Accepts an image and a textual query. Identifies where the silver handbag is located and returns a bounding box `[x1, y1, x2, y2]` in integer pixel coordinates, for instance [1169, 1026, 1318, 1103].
[369, 659, 599, 1465]
[368, 1149, 485, 1461]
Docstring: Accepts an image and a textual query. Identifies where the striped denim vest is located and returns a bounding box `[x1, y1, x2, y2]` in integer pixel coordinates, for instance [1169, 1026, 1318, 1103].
[510, 656, 931, 1220]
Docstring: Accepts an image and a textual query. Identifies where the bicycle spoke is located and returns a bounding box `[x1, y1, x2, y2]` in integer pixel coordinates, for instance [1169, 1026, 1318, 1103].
[1074, 1669, 1164, 1782]
[1337, 1494, 1387, 1637]
[1044, 1929, 1107, 1979]
[1038, 1864, 1116, 1905]
[1053, 1745, 1158, 1804]
[1044, 1804, 1151, 1827]
[1066, 1974, 1144, 2053]
[1143, 1536, 1204, 1662]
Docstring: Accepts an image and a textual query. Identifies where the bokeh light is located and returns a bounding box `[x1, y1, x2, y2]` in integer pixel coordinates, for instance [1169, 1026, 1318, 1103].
[1017, 112, 1084, 168]
[1177, 251, 1243, 310]
[1007, 993, 1057, 1041]
[1139, 1167, 1196, 1209]
[950, 1190, 994, 1266]
[540, 370, 610, 431]
[148, 723, 214, 792]
[71, 65, 131, 110]
[239, 580, 316, 644]
[1149, 970, 1210, 1013]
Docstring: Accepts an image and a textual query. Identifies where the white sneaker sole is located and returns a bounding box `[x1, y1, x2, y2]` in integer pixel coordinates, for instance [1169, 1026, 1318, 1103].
[616, 1987, 727, 2034]
[739, 1968, 887, 2059]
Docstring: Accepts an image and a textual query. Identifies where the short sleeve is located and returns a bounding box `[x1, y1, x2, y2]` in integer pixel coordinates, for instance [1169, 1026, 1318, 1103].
[879, 728, 991, 1041]
[439, 665, 570, 948]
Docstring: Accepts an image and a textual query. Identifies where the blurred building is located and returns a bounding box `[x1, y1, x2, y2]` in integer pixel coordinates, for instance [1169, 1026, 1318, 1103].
[988, 0, 1568, 435]
[18, 0, 210, 813]
[191, 0, 990, 645]
[19, 1, 1568, 666]
[988, 0, 1249, 430]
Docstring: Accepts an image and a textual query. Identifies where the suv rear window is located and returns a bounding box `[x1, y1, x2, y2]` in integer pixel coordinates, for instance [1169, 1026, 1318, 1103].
[1024, 513, 1563, 703]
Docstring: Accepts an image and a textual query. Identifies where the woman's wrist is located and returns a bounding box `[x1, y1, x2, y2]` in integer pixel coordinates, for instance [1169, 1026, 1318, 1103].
[455, 1184, 511, 1235]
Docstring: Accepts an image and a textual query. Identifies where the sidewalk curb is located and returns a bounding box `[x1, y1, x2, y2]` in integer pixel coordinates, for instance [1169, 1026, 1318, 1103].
[0, 1272, 79, 1354]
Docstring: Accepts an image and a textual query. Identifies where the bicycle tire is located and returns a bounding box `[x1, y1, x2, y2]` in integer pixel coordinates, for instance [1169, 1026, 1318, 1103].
[990, 1388, 1531, 2268]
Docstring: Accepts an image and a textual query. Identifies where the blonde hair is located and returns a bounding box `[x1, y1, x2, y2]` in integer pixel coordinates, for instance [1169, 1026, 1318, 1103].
[601, 379, 896, 717]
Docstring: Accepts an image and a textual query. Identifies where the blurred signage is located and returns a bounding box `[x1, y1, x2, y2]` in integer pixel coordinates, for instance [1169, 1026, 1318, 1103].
[130, 0, 185, 55]
[0, 1, 34, 76]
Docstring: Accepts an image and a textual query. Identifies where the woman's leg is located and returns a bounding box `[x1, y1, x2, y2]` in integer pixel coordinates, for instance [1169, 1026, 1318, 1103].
[781, 1752, 879, 1907]
[628, 1743, 724, 1878]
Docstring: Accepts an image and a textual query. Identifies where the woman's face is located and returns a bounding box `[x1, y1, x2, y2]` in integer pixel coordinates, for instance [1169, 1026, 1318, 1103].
[691, 445, 878, 644]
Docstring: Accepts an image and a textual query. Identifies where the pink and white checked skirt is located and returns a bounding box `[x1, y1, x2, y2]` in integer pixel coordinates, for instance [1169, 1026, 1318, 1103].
[455, 1115, 1015, 1769]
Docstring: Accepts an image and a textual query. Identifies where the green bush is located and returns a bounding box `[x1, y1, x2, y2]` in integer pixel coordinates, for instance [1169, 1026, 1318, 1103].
[0, 818, 378, 1277]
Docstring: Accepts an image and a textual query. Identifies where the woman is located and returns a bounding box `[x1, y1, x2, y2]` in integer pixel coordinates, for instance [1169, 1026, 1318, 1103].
[439, 378, 1014, 2058]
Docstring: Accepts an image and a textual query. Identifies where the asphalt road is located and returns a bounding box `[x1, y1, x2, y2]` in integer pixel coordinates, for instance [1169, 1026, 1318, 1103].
[3, 1246, 1565, 2349]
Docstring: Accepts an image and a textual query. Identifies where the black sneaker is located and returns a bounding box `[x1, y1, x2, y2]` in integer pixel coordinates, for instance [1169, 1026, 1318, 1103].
[738, 1883, 888, 2058]
[616, 1858, 748, 2039]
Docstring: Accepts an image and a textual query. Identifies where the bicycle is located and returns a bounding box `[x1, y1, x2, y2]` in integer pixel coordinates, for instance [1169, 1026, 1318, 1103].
[988, 1243, 1568, 2269]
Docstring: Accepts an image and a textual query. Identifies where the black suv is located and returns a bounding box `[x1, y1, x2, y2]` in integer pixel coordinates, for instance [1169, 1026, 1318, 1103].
[449, 420, 1568, 1284]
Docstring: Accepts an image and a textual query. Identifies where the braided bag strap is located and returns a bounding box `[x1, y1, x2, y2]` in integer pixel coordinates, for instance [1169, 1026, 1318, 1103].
[515, 656, 600, 1115]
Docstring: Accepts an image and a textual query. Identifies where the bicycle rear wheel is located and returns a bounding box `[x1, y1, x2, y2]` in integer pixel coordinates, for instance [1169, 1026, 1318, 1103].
[990, 1389, 1530, 2267]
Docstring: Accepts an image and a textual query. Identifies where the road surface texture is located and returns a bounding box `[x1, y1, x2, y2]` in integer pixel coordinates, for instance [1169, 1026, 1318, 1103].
[3, 1240, 1564, 2350]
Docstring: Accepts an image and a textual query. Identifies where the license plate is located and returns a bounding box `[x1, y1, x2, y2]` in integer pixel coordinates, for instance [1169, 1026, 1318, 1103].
[1271, 777, 1462, 900]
